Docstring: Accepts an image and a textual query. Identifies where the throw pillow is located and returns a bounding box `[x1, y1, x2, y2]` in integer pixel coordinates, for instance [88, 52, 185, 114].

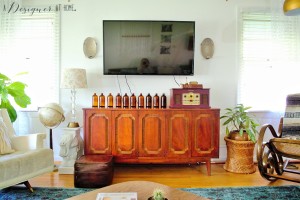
[282, 93, 300, 140]
[0, 117, 15, 155]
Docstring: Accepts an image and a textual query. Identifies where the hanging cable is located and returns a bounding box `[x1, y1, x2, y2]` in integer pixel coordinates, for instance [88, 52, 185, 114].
[125, 75, 132, 95]
[173, 76, 180, 87]
[117, 75, 122, 95]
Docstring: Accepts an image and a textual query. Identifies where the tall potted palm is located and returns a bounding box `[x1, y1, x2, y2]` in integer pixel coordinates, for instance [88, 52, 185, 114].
[0, 72, 31, 122]
[220, 104, 259, 174]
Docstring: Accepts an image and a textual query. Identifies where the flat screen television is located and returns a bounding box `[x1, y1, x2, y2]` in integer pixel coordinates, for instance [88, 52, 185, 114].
[103, 20, 195, 75]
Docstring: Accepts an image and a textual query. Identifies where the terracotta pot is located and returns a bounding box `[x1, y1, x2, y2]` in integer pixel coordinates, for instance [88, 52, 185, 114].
[229, 130, 249, 141]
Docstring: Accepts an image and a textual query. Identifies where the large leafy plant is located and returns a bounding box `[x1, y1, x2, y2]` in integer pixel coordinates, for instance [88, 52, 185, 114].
[220, 104, 259, 143]
[0, 72, 31, 122]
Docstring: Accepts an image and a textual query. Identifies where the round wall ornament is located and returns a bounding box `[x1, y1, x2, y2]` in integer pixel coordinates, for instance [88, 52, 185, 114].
[83, 37, 97, 59]
[201, 38, 214, 59]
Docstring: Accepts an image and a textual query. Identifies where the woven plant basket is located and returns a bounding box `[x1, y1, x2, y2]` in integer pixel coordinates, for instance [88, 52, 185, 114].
[223, 136, 256, 174]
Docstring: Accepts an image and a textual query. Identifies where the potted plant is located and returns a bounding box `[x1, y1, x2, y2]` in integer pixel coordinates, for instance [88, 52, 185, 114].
[148, 189, 168, 200]
[0, 72, 31, 122]
[220, 104, 259, 174]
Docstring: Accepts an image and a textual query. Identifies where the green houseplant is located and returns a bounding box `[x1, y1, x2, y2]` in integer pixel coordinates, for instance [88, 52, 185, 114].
[148, 189, 167, 200]
[220, 104, 260, 174]
[220, 104, 259, 143]
[0, 72, 31, 122]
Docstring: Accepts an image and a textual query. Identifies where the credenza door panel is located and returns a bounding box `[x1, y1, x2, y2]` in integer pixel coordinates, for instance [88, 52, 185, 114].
[138, 111, 166, 157]
[84, 110, 111, 155]
[191, 110, 219, 158]
[166, 111, 191, 158]
[112, 111, 138, 158]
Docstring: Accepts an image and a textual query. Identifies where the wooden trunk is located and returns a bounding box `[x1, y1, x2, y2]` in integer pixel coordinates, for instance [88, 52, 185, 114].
[74, 155, 114, 188]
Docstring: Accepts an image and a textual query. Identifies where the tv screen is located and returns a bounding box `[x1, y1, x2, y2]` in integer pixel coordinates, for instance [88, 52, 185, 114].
[103, 20, 195, 75]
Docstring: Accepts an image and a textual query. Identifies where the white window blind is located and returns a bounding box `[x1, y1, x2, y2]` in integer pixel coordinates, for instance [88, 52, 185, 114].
[0, 10, 60, 110]
[238, 11, 300, 112]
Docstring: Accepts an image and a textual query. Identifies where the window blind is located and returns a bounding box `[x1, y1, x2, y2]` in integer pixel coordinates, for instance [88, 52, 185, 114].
[238, 11, 300, 111]
[0, 10, 60, 110]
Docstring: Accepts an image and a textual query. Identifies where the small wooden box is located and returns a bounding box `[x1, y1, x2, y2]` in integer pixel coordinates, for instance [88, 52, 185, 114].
[74, 155, 114, 188]
[170, 88, 210, 108]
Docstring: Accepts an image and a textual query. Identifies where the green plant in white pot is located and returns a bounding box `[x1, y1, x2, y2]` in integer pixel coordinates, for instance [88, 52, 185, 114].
[220, 104, 260, 174]
[0, 72, 31, 122]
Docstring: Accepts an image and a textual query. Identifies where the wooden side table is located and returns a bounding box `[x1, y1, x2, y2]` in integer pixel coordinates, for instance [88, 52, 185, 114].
[58, 127, 83, 174]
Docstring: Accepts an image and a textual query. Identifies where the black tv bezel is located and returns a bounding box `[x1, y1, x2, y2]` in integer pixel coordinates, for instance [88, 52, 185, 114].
[102, 20, 195, 76]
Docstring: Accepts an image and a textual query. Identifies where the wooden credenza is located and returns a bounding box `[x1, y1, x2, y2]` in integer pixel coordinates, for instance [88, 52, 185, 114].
[83, 108, 220, 175]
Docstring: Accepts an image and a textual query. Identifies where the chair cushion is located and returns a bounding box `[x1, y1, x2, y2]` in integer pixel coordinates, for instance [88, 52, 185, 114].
[0, 117, 15, 155]
[0, 149, 53, 184]
[282, 93, 300, 140]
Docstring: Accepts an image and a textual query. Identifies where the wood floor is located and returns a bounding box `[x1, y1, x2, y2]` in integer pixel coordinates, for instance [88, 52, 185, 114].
[28, 163, 300, 188]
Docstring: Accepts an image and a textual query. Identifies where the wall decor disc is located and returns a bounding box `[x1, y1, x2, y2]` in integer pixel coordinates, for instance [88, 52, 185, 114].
[201, 38, 214, 59]
[83, 37, 97, 59]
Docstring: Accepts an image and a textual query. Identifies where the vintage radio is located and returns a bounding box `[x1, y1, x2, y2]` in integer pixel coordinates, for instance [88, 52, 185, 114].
[169, 88, 210, 108]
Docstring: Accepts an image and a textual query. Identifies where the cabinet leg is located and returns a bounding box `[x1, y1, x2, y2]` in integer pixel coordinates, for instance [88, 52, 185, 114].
[206, 159, 211, 176]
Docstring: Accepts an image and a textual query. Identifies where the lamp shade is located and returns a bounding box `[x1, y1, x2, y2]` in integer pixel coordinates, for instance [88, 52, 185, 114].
[283, 0, 300, 16]
[61, 68, 87, 89]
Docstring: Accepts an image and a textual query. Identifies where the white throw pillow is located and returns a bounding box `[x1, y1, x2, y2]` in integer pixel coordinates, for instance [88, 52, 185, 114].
[0, 117, 15, 155]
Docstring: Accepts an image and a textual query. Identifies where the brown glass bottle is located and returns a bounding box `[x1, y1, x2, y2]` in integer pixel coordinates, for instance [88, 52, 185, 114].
[116, 93, 122, 108]
[146, 93, 152, 108]
[99, 93, 106, 108]
[92, 93, 98, 108]
[161, 93, 167, 109]
[153, 93, 159, 108]
[123, 93, 129, 108]
[130, 93, 137, 108]
[107, 93, 113, 108]
[138, 93, 144, 108]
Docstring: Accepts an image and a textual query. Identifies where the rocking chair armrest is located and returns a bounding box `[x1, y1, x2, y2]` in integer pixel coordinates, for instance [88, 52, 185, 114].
[257, 124, 280, 150]
[257, 124, 279, 162]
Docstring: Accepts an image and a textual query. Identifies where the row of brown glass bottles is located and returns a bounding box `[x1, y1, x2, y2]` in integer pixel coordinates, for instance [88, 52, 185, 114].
[92, 93, 167, 108]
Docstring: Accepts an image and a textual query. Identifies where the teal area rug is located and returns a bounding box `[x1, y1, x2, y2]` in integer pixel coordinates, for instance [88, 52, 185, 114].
[0, 185, 300, 200]
[182, 185, 300, 200]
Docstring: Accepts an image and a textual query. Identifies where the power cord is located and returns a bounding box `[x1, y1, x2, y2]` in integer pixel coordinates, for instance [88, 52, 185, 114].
[173, 76, 180, 87]
[116, 75, 122, 95]
[125, 75, 132, 95]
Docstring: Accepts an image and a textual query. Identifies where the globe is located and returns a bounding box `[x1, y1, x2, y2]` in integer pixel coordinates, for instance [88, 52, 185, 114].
[38, 103, 65, 128]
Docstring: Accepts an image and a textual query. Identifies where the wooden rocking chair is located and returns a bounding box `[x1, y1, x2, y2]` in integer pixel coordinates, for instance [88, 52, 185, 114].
[257, 94, 300, 183]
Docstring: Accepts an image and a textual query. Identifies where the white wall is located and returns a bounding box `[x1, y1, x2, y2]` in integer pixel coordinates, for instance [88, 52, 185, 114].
[22, 0, 275, 161]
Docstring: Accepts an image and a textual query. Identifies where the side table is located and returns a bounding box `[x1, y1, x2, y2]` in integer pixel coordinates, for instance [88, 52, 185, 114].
[58, 127, 83, 174]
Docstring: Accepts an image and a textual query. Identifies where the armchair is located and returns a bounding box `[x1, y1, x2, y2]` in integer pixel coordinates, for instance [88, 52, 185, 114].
[257, 94, 300, 183]
[0, 109, 54, 192]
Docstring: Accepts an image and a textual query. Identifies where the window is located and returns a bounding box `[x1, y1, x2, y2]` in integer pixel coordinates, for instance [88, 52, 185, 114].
[238, 11, 300, 111]
[0, 10, 60, 110]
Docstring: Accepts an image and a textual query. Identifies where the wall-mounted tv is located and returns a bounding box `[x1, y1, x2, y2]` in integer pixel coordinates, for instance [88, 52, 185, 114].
[103, 20, 195, 75]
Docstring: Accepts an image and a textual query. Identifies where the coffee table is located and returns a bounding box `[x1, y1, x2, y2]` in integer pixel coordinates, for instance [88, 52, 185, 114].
[66, 181, 208, 200]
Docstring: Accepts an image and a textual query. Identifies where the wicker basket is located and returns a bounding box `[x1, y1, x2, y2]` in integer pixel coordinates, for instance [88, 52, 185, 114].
[223, 137, 256, 174]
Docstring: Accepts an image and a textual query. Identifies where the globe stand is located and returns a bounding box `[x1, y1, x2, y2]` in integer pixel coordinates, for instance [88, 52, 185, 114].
[38, 103, 65, 172]
[49, 128, 53, 150]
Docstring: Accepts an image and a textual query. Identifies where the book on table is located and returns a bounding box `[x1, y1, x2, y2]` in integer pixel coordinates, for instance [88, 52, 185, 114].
[96, 192, 137, 200]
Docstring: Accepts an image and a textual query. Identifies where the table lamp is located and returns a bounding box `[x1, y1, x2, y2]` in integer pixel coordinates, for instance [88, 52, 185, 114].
[61, 68, 87, 128]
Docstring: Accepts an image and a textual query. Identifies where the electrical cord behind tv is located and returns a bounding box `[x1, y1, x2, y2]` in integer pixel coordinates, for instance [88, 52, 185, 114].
[125, 75, 132, 95]
[116, 75, 122, 96]
[173, 76, 180, 87]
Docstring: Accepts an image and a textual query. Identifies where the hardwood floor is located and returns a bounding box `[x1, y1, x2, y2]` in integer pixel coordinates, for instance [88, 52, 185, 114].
[28, 163, 300, 188]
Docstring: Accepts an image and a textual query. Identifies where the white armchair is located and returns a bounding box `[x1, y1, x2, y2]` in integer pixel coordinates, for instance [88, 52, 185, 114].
[0, 109, 54, 192]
